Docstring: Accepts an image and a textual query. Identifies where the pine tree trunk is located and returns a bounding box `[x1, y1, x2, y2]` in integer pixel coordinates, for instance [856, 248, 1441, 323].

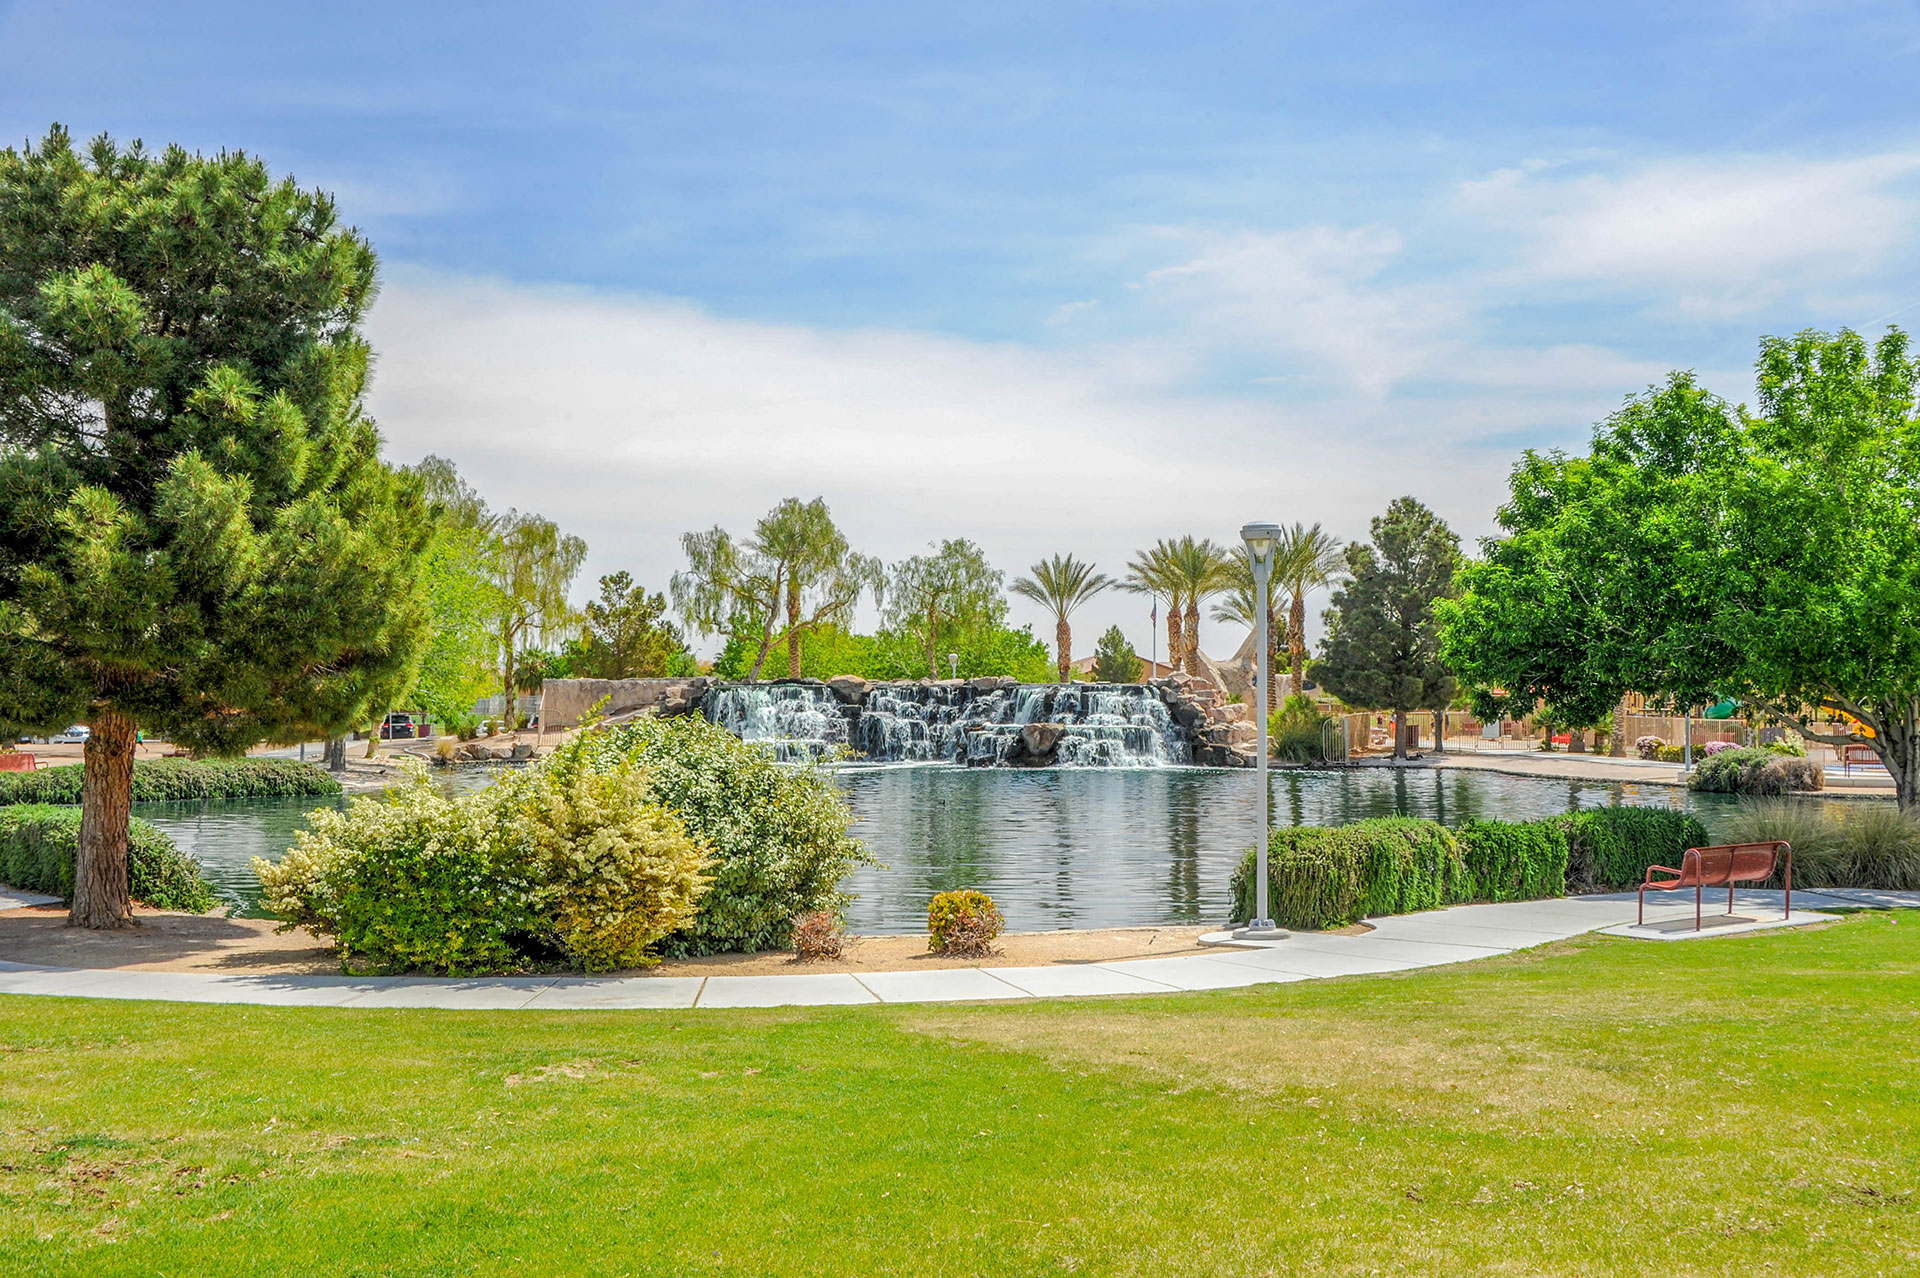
[69, 707, 137, 929]
[1183, 601, 1200, 675]
[1288, 592, 1307, 698]
[1432, 710, 1445, 752]
[1393, 708, 1407, 760]
[325, 737, 347, 772]
[1166, 607, 1185, 676]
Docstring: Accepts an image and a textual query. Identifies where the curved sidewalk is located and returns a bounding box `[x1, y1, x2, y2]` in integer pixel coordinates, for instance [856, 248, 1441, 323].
[0, 889, 1909, 1010]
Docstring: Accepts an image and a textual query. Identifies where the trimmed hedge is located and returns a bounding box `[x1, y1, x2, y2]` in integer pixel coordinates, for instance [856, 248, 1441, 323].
[1231, 807, 1710, 930]
[1228, 818, 1473, 931]
[1563, 808, 1711, 892]
[1459, 819, 1569, 902]
[0, 805, 217, 912]
[0, 757, 342, 806]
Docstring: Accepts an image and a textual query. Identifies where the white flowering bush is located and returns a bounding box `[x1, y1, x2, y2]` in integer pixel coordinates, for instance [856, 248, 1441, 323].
[256, 759, 713, 974]
[554, 716, 875, 955]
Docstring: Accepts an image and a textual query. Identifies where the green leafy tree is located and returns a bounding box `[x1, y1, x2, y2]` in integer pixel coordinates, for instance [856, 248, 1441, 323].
[487, 511, 585, 712]
[1091, 625, 1144, 683]
[1312, 498, 1459, 760]
[1011, 553, 1114, 683]
[1274, 522, 1346, 697]
[406, 456, 499, 731]
[673, 497, 879, 682]
[0, 127, 432, 926]
[1441, 327, 1920, 809]
[884, 538, 1007, 678]
[577, 571, 687, 679]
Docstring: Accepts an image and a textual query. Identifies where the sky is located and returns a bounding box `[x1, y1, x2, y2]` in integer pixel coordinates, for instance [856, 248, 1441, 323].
[5, 1, 1920, 660]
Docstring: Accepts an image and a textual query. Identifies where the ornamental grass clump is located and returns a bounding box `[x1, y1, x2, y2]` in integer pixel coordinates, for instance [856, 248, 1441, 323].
[790, 910, 846, 962]
[927, 889, 1003, 957]
[1722, 798, 1920, 890]
[0, 805, 216, 912]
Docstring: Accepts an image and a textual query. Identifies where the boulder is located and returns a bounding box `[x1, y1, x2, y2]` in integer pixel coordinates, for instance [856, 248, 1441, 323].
[827, 675, 872, 705]
[1211, 703, 1251, 725]
[1020, 722, 1067, 756]
[1173, 702, 1207, 730]
[970, 675, 1017, 693]
[510, 742, 535, 761]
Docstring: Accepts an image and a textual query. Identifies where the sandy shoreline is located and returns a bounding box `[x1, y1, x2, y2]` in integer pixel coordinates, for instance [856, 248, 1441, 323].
[0, 906, 1262, 977]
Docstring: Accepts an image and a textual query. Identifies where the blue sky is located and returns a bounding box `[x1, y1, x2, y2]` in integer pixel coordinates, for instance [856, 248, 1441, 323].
[6, 1, 1920, 655]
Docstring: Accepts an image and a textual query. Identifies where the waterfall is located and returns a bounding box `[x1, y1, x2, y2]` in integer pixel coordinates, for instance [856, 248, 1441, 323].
[701, 681, 1194, 767]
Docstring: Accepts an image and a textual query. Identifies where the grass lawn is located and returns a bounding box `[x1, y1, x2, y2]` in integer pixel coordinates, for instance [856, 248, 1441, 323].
[2, 914, 1916, 1276]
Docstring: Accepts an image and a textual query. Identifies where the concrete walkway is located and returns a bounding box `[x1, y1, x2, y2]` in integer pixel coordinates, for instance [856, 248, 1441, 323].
[1, 889, 1910, 1010]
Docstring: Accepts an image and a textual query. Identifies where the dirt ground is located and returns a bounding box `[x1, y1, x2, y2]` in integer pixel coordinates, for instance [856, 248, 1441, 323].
[0, 907, 1252, 977]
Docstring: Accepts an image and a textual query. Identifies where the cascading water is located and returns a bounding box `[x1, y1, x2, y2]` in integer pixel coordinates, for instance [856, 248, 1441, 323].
[702, 684, 856, 763]
[701, 681, 1194, 767]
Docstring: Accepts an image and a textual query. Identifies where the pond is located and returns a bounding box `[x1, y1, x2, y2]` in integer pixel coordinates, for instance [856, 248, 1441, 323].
[144, 763, 1770, 933]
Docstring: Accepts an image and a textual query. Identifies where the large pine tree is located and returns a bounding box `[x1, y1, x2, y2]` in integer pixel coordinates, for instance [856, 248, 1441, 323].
[1311, 497, 1459, 759]
[0, 127, 432, 926]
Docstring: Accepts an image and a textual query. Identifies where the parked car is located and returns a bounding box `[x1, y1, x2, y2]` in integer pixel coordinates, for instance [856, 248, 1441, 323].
[51, 725, 90, 744]
[378, 713, 420, 740]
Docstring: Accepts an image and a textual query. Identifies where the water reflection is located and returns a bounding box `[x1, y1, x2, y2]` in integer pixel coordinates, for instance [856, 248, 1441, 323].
[149, 763, 1754, 931]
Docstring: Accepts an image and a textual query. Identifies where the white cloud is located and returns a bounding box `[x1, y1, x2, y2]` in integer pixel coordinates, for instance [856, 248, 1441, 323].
[1458, 152, 1920, 316]
[362, 269, 1555, 659]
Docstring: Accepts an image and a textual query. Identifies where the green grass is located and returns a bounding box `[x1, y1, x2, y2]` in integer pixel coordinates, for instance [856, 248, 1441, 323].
[2, 915, 1916, 1275]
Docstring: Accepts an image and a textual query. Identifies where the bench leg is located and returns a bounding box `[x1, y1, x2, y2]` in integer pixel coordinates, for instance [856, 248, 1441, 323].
[1730, 881, 1736, 916]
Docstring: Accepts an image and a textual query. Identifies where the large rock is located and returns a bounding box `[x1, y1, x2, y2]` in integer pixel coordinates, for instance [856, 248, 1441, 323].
[1211, 703, 1252, 725]
[510, 742, 535, 761]
[1173, 701, 1207, 730]
[970, 675, 1018, 693]
[827, 675, 872, 705]
[1020, 722, 1067, 755]
[538, 676, 713, 728]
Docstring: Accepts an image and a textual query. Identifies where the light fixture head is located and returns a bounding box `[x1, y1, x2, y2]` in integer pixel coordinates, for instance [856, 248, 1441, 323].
[1240, 521, 1283, 565]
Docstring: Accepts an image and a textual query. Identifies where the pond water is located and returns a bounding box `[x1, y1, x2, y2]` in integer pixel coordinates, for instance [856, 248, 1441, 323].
[144, 764, 1766, 932]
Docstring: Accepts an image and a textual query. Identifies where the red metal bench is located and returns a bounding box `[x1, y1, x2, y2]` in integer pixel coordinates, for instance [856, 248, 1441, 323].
[0, 752, 33, 772]
[1639, 842, 1790, 929]
[1841, 743, 1883, 776]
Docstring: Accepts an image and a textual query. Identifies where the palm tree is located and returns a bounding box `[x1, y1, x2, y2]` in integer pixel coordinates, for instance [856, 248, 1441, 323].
[1212, 547, 1280, 709]
[1011, 554, 1115, 683]
[1123, 540, 1184, 674]
[1170, 536, 1234, 678]
[1273, 522, 1346, 697]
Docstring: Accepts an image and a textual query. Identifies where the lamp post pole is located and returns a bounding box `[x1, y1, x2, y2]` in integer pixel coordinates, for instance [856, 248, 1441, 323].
[1236, 522, 1286, 940]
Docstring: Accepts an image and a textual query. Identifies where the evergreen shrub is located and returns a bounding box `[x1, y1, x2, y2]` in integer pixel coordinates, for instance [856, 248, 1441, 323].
[1689, 748, 1823, 796]
[552, 717, 874, 955]
[0, 757, 341, 806]
[1563, 808, 1711, 891]
[927, 889, 1003, 956]
[1458, 819, 1569, 902]
[0, 806, 216, 911]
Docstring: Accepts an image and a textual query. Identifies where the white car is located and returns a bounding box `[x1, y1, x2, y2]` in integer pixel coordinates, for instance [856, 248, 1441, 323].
[50, 725, 90, 744]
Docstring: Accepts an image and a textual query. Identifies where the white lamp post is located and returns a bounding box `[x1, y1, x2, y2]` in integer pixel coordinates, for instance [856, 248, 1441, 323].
[1236, 521, 1287, 940]
[948, 652, 960, 680]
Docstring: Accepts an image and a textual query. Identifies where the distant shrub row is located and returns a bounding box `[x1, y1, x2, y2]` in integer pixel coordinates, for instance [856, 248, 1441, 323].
[1687, 748, 1823, 796]
[0, 757, 342, 806]
[1228, 807, 1711, 931]
[0, 805, 217, 912]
